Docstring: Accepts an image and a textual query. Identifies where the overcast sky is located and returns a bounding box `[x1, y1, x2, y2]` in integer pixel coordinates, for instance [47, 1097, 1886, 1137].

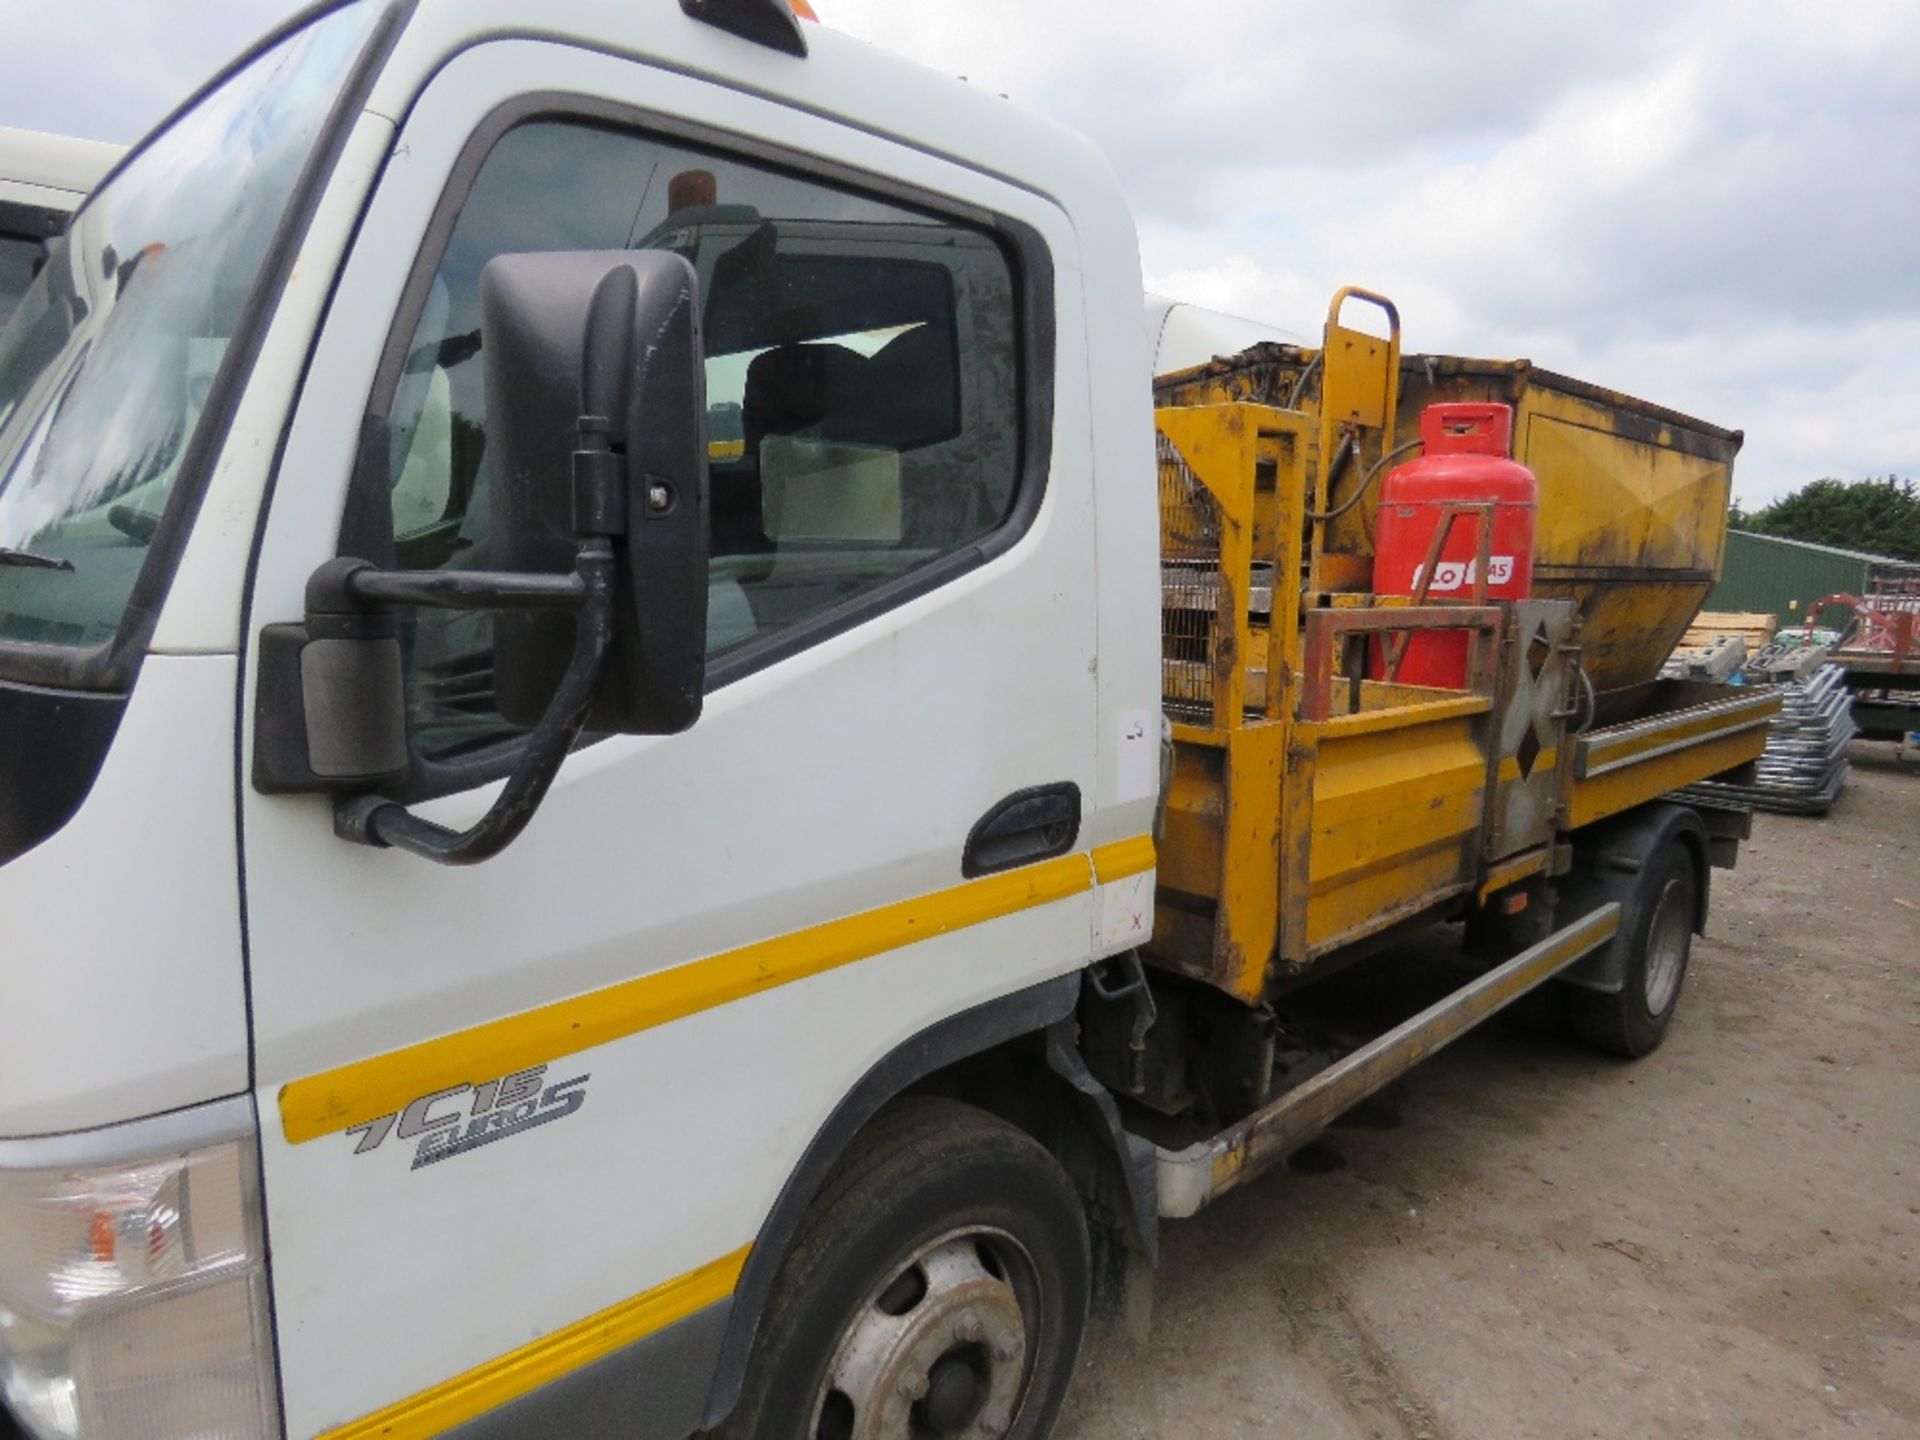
[3, 0, 1913, 505]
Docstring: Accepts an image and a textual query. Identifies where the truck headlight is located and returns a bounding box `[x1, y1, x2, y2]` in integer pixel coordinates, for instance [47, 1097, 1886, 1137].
[0, 1099, 278, 1440]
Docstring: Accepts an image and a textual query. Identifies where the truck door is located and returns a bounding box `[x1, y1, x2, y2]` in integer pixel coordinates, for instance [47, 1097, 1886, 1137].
[239, 39, 1099, 1440]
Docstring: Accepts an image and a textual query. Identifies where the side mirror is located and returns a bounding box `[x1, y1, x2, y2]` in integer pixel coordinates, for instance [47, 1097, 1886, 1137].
[484, 251, 709, 733]
[252, 251, 710, 864]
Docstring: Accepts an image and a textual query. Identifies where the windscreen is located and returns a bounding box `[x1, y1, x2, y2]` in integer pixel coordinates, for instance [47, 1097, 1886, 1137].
[0, 1, 376, 678]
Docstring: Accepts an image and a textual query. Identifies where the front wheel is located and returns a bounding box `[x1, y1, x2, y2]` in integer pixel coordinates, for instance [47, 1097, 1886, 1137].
[716, 1098, 1090, 1440]
[1566, 844, 1698, 1058]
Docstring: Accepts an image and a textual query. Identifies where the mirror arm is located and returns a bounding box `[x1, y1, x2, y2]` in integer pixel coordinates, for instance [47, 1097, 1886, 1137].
[332, 538, 616, 866]
[345, 566, 588, 613]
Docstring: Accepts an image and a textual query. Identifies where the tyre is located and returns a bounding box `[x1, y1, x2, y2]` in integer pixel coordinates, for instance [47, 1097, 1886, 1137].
[715, 1097, 1090, 1440]
[1566, 842, 1697, 1058]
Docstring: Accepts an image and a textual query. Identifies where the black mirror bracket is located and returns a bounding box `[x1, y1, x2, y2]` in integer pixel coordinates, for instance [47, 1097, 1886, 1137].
[333, 533, 616, 866]
[251, 416, 618, 867]
[255, 248, 708, 864]
[330, 412, 634, 864]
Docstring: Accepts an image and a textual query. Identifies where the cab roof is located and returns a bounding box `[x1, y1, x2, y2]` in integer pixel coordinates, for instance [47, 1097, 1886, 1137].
[0, 126, 125, 209]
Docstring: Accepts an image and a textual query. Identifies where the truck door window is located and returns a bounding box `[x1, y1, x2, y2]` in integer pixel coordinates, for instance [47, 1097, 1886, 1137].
[375, 118, 1023, 765]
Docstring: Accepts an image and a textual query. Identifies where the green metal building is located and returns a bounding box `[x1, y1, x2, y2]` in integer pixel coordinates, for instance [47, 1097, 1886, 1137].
[1705, 530, 1908, 629]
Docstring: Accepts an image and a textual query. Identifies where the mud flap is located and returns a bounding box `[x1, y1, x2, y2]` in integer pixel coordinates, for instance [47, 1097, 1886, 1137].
[1558, 803, 1709, 996]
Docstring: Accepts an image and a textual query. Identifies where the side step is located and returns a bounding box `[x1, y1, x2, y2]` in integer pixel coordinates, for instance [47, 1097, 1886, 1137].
[1154, 903, 1622, 1218]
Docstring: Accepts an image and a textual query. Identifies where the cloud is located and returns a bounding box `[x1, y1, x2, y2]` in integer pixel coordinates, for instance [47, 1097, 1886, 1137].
[1, 0, 1909, 502]
[0, 0, 298, 143]
[827, 0, 1920, 502]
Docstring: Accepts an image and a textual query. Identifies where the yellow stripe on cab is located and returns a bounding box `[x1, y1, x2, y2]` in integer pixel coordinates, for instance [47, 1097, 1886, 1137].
[280, 839, 1155, 1146]
[316, 1246, 750, 1440]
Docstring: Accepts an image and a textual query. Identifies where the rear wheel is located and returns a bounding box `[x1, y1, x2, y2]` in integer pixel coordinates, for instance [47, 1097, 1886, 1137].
[716, 1098, 1089, 1440]
[1566, 844, 1697, 1058]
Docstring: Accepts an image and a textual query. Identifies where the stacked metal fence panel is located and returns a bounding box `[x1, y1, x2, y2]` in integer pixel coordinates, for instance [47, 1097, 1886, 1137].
[1676, 664, 1854, 815]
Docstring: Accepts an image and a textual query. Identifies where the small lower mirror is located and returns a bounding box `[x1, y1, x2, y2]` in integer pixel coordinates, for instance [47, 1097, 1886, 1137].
[252, 561, 411, 794]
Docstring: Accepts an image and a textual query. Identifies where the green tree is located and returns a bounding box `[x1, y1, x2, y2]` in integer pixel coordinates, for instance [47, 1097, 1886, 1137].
[1734, 475, 1920, 561]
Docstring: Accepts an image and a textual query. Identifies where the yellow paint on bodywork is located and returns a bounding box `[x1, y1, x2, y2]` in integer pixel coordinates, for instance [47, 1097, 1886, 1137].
[1093, 835, 1158, 883]
[1314, 288, 1401, 589]
[1156, 739, 1224, 903]
[1303, 711, 1484, 953]
[1521, 407, 1730, 697]
[1496, 750, 1557, 784]
[1566, 727, 1767, 829]
[1310, 692, 1489, 739]
[1566, 688, 1777, 828]
[1478, 847, 1551, 903]
[1217, 722, 1287, 1001]
[1154, 723, 1286, 999]
[317, 1247, 750, 1440]
[1575, 697, 1775, 773]
[280, 848, 1143, 1145]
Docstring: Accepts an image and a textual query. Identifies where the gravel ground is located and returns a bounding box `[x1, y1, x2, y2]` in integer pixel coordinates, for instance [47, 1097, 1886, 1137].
[1056, 741, 1920, 1440]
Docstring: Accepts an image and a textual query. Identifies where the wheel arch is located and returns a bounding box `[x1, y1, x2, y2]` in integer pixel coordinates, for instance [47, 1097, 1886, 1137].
[1558, 801, 1710, 995]
[698, 971, 1157, 1430]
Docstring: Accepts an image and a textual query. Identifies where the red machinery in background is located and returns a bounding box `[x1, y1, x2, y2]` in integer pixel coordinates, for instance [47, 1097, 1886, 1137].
[1804, 581, 1919, 671]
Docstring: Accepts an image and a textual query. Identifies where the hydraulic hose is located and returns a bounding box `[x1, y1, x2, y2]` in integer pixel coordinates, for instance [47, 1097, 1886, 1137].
[1573, 660, 1599, 736]
[1284, 351, 1323, 411]
[1308, 437, 1423, 524]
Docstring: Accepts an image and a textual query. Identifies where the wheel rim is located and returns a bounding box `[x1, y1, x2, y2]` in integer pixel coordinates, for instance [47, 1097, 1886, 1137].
[1642, 875, 1691, 1015]
[811, 1226, 1036, 1440]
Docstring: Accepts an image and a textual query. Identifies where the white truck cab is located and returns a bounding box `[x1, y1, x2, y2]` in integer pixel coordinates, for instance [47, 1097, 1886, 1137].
[0, 127, 124, 326]
[0, 3, 1159, 1438]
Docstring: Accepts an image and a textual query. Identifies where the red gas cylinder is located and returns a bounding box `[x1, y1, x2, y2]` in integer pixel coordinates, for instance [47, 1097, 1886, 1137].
[1372, 402, 1538, 688]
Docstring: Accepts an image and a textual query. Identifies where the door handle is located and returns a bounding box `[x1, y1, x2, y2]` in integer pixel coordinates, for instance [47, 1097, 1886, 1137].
[963, 783, 1081, 878]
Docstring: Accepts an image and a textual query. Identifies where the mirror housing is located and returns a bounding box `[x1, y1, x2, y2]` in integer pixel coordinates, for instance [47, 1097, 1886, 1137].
[252, 251, 710, 864]
[483, 250, 709, 734]
[252, 560, 411, 795]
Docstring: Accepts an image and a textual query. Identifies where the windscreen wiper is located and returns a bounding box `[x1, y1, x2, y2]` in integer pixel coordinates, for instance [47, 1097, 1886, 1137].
[0, 546, 74, 571]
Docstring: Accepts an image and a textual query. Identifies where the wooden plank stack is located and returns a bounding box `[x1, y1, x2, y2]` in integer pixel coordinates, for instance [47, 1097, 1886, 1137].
[1678, 611, 1778, 653]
